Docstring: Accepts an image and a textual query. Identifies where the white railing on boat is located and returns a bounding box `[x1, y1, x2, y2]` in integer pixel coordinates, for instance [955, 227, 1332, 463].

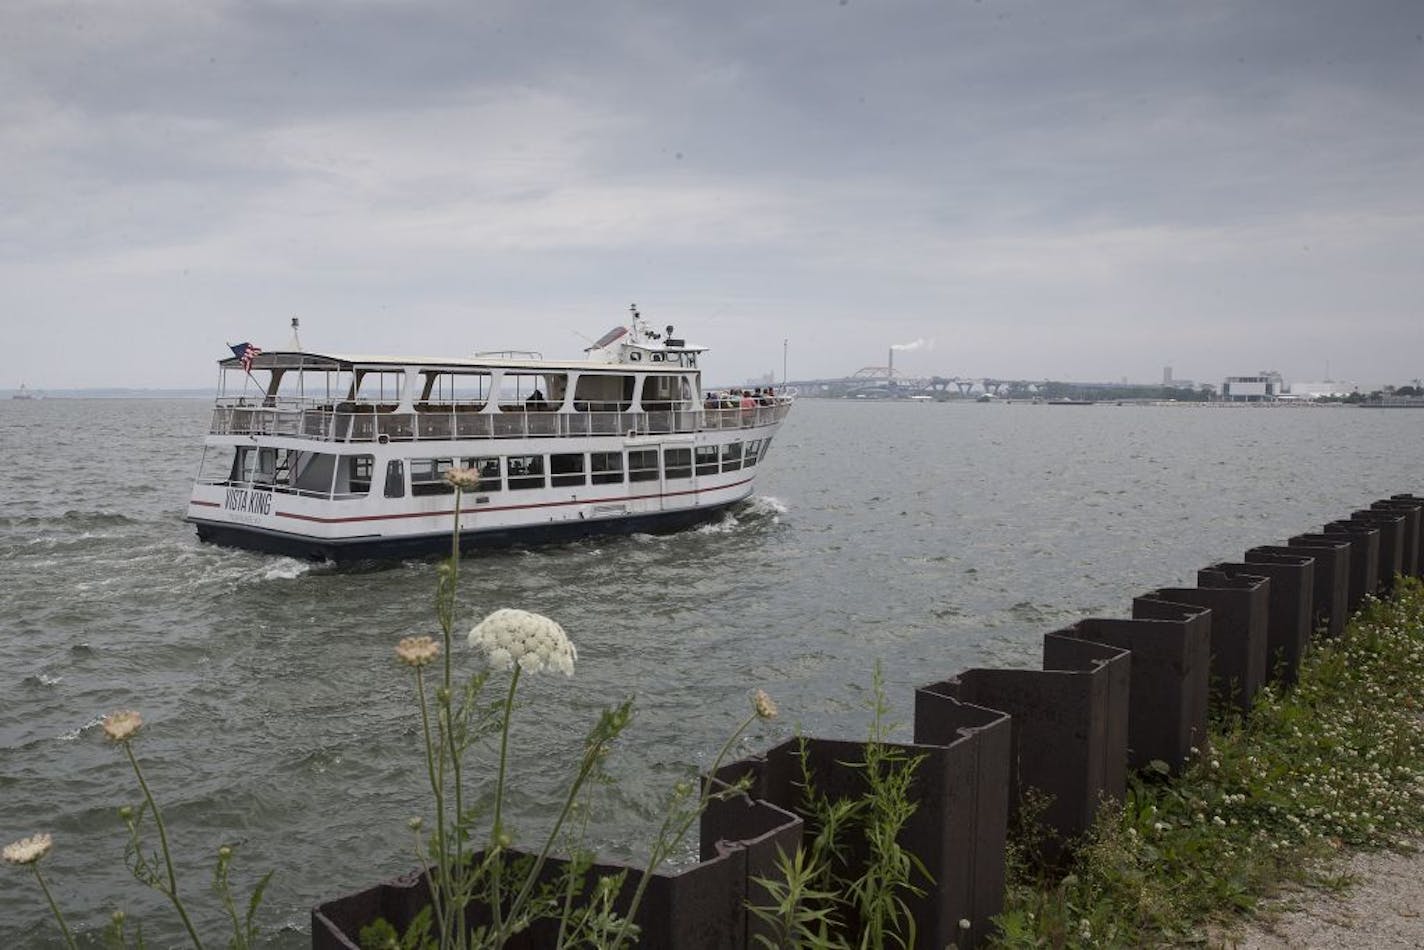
[208, 400, 793, 442]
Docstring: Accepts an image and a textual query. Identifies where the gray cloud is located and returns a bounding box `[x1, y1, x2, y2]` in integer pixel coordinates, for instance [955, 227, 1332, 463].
[2, 0, 1421, 387]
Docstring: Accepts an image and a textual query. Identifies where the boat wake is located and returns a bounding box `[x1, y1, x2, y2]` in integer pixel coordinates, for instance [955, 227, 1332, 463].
[262, 558, 316, 581]
[698, 494, 787, 534]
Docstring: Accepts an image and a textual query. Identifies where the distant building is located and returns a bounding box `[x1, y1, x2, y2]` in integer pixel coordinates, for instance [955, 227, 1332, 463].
[1287, 380, 1356, 399]
[1163, 365, 1173, 385]
[1222, 371, 1285, 402]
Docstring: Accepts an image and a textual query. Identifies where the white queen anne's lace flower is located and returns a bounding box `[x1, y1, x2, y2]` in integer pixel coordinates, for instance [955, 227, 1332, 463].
[395, 635, 440, 668]
[469, 608, 576, 677]
[102, 710, 142, 742]
[3, 833, 53, 865]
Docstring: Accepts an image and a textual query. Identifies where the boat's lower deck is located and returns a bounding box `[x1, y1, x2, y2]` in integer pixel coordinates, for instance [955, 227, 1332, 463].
[191, 497, 743, 561]
[185, 425, 780, 560]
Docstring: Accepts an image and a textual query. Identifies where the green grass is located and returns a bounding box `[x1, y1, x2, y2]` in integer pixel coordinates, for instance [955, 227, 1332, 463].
[992, 577, 1424, 948]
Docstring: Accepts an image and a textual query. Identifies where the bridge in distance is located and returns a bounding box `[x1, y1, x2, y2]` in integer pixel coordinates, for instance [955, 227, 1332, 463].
[784, 366, 1035, 399]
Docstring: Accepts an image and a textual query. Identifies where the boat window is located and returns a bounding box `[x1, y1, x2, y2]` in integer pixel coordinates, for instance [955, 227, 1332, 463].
[229, 446, 268, 484]
[252, 447, 278, 483]
[465, 457, 502, 492]
[419, 370, 491, 405]
[590, 452, 624, 485]
[744, 440, 762, 467]
[339, 455, 374, 496]
[353, 369, 405, 404]
[573, 374, 634, 411]
[410, 458, 457, 496]
[642, 374, 682, 407]
[550, 453, 585, 487]
[196, 446, 236, 485]
[721, 442, 743, 472]
[759, 436, 773, 459]
[293, 452, 337, 495]
[384, 460, 406, 498]
[497, 373, 562, 411]
[628, 449, 659, 483]
[695, 445, 719, 475]
[664, 448, 692, 480]
[506, 455, 546, 490]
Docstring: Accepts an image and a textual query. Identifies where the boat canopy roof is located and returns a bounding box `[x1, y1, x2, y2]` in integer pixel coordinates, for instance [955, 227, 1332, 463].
[219, 350, 698, 374]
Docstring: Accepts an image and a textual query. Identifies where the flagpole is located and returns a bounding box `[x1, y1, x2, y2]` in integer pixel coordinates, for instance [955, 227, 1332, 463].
[225, 341, 266, 400]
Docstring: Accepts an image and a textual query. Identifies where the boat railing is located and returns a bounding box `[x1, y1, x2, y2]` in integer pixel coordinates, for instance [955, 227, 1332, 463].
[209, 398, 793, 443]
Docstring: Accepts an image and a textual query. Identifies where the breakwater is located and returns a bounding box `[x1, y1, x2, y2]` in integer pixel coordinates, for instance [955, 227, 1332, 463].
[312, 494, 1423, 948]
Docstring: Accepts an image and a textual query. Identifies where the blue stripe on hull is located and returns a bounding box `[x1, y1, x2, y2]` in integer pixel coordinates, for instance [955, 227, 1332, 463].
[192, 503, 738, 562]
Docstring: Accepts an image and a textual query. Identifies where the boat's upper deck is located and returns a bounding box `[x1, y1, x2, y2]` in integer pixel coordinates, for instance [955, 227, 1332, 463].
[208, 347, 792, 443]
[209, 396, 793, 443]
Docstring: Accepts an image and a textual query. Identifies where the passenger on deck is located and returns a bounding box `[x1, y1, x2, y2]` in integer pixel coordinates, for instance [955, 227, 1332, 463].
[526, 388, 547, 411]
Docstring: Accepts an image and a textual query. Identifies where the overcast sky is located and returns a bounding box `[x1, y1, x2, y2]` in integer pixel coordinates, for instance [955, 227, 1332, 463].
[2, 0, 1421, 389]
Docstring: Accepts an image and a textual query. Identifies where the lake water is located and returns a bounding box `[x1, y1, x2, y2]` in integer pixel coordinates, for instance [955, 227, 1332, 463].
[2, 397, 1421, 947]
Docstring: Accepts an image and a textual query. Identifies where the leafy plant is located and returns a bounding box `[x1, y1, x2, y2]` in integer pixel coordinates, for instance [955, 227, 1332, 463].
[749, 663, 929, 949]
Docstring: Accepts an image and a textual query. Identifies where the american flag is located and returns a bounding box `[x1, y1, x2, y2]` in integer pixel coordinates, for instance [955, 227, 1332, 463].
[229, 342, 263, 372]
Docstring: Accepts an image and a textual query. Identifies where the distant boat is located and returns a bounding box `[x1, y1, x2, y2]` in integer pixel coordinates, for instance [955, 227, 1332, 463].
[1046, 397, 1095, 406]
[12, 382, 37, 400]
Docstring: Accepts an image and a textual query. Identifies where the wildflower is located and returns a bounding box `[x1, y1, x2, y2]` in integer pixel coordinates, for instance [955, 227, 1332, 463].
[102, 710, 143, 742]
[443, 467, 480, 491]
[959, 918, 972, 931]
[752, 689, 778, 720]
[469, 608, 576, 676]
[3, 833, 53, 865]
[395, 635, 441, 668]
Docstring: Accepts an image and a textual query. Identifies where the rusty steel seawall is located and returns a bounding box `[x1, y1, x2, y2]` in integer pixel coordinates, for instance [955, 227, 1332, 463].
[1201, 554, 1313, 686]
[1315, 524, 1381, 607]
[1051, 610, 1210, 773]
[1264, 538, 1350, 637]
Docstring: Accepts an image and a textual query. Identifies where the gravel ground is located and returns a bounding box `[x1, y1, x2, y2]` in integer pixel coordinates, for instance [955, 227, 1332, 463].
[1228, 847, 1424, 949]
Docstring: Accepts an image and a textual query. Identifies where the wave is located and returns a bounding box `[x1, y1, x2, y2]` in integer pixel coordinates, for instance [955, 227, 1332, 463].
[56, 714, 105, 742]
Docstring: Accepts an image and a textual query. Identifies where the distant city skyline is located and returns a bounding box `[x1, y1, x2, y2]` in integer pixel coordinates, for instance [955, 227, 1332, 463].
[3, 1, 1421, 389]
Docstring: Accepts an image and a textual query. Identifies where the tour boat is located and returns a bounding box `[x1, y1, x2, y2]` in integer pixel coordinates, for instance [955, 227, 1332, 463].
[185, 309, 795, 560]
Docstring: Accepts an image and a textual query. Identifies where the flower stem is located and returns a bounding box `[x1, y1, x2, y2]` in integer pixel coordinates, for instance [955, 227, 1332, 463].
[611, 711, 758, 947]
[125, 741, 205, 950]
[442, 486, 467, 948]
[489, 667, 521, 936]
[414, 671, 452, 943]
[32, 865, 78, 950]
[503, 737, 607, 931]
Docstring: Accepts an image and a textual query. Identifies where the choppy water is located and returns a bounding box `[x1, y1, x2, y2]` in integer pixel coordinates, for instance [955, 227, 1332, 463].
[2, 397, 1421, 947]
